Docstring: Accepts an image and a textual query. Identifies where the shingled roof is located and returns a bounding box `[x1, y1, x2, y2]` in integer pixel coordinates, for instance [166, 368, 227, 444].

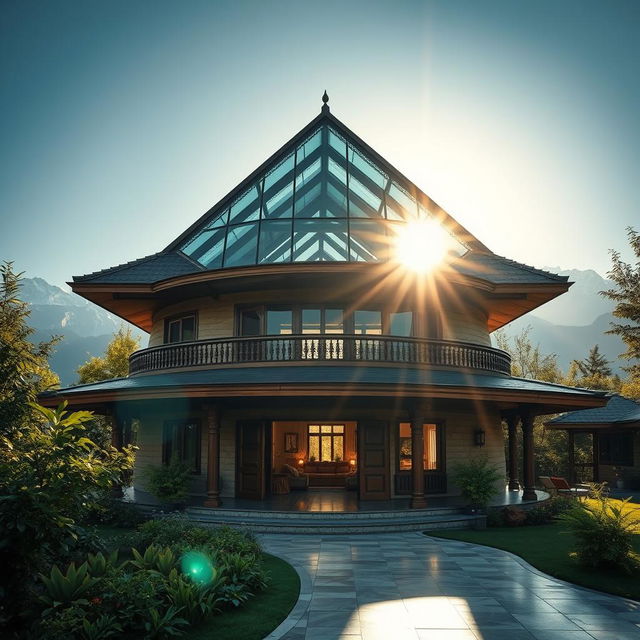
[546, 393, 640, 427]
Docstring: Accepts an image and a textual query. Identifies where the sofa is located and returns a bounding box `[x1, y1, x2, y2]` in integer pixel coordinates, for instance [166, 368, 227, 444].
[281, 464, 309, 490]
[304, 461, 356, 487]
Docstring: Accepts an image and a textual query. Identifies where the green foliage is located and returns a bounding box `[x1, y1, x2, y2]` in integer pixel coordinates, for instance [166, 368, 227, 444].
[144, 458, 191, 504]
[559, 493, 640, 573]
[130, 545, 178, 576]
[495, 326, 562, 382]
[81, 614, 123, 640]
[524, 496, 574, 525]
[0, 261, 59, 438]
[39, 562, 98, 610]
[601, 226, 640, 378]
[143, 606, 189, 638]
[84, 493, 147, 529]
[451, 456, 503, 509]
[77, 326, 140, 383]
[165, 569, 222, 624]
[86, 551, 122, 578]
[0, 402, 134, 625]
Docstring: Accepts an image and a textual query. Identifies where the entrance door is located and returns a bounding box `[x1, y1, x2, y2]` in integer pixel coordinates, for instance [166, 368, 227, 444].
[358, 421, 390, 500]
[236, 421, 267, 499]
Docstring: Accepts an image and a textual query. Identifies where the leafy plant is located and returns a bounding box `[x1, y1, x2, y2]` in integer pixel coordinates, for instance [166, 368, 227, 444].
[559, 494, 640, 573]
[219, 551, 268, 591]
[144, 457, 191, 504]
[81, 614, 123, 640]
[143, 606, 188, 638]
[165, 569, 221, 624]
[39, 562, 98, 610]
[451, 456, 503, 509]
[130, 545, 178, 576]
[86, 551, 121, 578]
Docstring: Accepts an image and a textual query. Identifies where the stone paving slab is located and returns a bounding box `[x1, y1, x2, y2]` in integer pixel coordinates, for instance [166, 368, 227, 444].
[260, 531, 640, 640]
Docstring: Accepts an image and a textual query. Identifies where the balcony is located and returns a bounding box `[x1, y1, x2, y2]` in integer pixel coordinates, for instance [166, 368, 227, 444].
[129, 335, 511, 376]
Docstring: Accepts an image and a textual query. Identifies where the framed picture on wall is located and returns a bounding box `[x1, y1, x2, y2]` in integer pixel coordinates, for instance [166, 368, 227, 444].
[284, 432, 298, 453]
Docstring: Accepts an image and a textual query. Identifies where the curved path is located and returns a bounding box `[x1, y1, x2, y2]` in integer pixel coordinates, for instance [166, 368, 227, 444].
[260, 532, 640, 640]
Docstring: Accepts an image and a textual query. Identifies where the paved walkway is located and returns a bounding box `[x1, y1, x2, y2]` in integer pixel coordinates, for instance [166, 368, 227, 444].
[260, 532, 640, 640]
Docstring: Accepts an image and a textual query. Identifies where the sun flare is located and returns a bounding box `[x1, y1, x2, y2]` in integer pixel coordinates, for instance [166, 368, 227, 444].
[394, 219, 449, 273]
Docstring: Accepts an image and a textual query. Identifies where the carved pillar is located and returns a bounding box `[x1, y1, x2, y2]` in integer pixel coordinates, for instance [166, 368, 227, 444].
[410, 409, 427, 509]
[521, 411, 537, 501]
[506, 415, 520, 491]
[110, 413, 123, 450]
[204, 405, 222, 508]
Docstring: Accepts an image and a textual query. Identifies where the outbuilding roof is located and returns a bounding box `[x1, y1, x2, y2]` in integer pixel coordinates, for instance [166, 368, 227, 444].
[546, 393, 640, 427]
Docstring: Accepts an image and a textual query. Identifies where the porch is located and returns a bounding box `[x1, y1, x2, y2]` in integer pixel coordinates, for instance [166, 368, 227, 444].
[128, 488, 550, 534]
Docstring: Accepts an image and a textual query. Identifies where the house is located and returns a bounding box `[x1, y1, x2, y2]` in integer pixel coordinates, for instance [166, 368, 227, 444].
[40, 95, 608, 513]
[546, 393, 640, 490]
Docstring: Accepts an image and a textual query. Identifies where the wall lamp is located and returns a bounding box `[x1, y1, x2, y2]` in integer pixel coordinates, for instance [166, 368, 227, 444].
[474, 429, 486, 447]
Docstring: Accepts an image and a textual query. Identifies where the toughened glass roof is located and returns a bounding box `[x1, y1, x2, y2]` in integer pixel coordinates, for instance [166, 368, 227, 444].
[180, 124, 468, 269]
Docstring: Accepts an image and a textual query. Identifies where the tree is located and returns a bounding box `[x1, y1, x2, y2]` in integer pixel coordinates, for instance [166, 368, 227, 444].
[77, 326, 140, 383]
[601, 227, 640, 379]
[567, 345, 620, 391]
[0, 403, 133, 628]
[494, 326, 562, 382]
[0, 262, 59, 437]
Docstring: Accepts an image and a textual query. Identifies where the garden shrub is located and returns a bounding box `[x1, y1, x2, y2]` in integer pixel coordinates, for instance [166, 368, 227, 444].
[451, 456, 503, 509]
[525, 496, 574, 526]
[32, 519, 270, 638]
[83, 493, 147, 529]
[486, 509, 505, 527]
[559, 495, 640, 573]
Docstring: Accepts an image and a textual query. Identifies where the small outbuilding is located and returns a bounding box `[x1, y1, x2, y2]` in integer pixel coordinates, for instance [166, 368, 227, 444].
[546, 394, 640, 490]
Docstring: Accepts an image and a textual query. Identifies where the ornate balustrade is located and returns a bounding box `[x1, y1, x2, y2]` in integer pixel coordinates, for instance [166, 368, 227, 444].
[129, 334, 511, 376]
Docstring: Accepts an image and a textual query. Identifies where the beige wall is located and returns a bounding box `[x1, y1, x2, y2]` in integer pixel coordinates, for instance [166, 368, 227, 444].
[130, 400, 506, 500]
[147, 290, 491, 348]
[440, 307, 490, 346]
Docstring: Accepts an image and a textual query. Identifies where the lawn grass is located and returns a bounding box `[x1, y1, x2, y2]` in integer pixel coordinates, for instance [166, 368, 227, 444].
[95, 525, 300, 639]
[190, 552, 300, 640]
[430, 498, 640, 601]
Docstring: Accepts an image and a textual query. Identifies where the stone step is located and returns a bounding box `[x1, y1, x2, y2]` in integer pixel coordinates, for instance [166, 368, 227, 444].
[186, 506, 464, 520]
[185, 509, 484, 534]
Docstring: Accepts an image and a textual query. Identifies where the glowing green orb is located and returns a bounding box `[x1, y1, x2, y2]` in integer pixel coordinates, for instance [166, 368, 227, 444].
[180, 551, 215, 586]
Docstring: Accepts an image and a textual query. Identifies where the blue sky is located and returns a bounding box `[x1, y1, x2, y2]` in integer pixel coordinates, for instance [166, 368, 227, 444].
[1, 0, 638, 287]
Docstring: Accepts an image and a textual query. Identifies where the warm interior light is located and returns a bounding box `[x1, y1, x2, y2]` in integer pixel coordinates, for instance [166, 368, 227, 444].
[394, 219, 449, 273]
[297, 458, 305, 466]
[349, 458, 356, 466]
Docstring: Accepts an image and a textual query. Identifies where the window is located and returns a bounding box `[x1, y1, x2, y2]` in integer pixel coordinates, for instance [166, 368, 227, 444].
[354, 310, 382, 335]
[398, 423, 439, 471]
[162, 420, 201, 473]
[389, 311, 413, 337]
[599, 432, 634, 466]
[266, 309, 293, 335]
[164, 313, 197, 344]
[240, 309, 261, 336]
[308, 424, 344, 462]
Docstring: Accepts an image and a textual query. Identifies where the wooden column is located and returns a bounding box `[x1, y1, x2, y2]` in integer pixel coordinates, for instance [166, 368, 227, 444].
[567, 430, 575, 485]
[110, 414, 123, 450]
[410, 409, 427, 509]
[506, 415, 520, 491]
[521, 411, 537, 501]
[204, 405, 222, 508]
[592, 431, 600, 482]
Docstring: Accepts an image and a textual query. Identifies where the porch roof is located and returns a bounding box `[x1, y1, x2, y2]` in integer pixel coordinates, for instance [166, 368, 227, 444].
[40, 365, 607, 413]
[545, 393, 640, 429]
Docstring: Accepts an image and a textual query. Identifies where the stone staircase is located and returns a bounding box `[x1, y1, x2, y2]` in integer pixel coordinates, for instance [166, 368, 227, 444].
[185, 505, 484, 534]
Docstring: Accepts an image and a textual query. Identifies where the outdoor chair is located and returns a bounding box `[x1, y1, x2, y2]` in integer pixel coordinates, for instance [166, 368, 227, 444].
[538, 476, 591, 498]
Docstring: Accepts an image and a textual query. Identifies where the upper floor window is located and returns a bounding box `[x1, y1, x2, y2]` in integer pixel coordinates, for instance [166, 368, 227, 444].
[237, 305, 425, 337]
[164, 313, 197, 344]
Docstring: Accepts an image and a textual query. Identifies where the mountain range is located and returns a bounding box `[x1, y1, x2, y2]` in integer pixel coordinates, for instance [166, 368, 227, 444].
[19, 268, 628, 386]
[21, 278, 147, 386]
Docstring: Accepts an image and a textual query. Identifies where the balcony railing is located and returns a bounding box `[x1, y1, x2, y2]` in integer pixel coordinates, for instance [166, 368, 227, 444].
[129, 334, 511, 376]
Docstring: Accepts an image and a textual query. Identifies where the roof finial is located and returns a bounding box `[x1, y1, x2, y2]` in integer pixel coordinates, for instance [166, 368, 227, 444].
[321, 90, 330, 113]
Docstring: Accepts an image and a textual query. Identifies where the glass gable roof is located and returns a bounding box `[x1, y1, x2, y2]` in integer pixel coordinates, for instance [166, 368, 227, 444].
[180, 124, 468, 269]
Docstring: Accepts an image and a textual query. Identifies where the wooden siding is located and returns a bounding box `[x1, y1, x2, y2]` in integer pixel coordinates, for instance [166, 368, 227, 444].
[441, 308, 490, 347]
